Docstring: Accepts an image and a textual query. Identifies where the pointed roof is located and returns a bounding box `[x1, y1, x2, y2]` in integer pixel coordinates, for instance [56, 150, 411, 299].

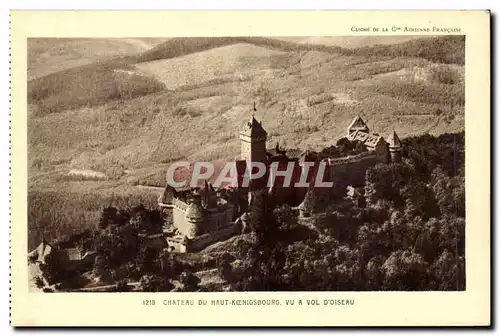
[348, 115, 370, 133]
[241, 116, 268, 138]
[200, 180, 212, 194]
[387, 130, 402, 148]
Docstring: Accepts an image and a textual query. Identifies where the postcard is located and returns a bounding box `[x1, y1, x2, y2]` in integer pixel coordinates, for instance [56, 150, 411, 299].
[10, 10, 490, 327]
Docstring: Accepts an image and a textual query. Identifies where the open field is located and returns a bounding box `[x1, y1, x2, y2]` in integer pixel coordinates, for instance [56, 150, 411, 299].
[28, 38, 168, 80]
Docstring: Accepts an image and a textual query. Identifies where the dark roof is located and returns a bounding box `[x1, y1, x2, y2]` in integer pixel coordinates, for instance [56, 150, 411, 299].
[348, 130, 384, 148]
[348, 115, 370, 133]
[199, 180, 216, 194]
[387, 130, 402, 148]
[299, 150, 320, 162]
[240, 117, 268, 138]
[235, 160, 247, 172]
[54, 248, 84, 262]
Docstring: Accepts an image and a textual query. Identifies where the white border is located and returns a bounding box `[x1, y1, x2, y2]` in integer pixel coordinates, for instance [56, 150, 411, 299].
[4, 1, 497, 335]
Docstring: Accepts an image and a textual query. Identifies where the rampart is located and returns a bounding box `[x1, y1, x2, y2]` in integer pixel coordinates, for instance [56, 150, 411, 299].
[188, 222, 241, 251]
[326, 151, 377, 166]
[325, 151, 378, 197]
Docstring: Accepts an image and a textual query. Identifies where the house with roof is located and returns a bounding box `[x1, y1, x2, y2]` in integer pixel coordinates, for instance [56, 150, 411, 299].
[50, 248, 96, 272]
[28, 240, 53, 264]
[29, 240, 96, 272]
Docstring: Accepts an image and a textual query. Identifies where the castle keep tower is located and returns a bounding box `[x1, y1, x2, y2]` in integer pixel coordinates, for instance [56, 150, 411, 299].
[387, 130, 402, 163]
[239, 104, 268, 167]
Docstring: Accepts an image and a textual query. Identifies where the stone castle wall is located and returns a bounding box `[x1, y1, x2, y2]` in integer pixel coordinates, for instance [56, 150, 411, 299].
[171, 197, 235, 239]
[326, 150, 384, 198]
[172, 198, 192, 237]
[203, 206, 234, 234]
[240, 136, 267, 165]
[188, 222, 241, 252]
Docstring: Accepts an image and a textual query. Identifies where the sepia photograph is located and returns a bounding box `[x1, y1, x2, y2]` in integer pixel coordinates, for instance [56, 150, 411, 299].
[26, 35, 466, 293]
[9, 9, 491, 327]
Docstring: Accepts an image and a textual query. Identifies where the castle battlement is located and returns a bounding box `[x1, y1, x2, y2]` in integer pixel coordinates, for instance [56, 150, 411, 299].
[171, 198, 189, 212]
[326, 151, 377, 166]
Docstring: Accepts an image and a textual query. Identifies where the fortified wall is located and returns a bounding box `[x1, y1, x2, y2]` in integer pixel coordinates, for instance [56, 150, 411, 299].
[158, 112, 403, 252]
[326, 151, 379, 197]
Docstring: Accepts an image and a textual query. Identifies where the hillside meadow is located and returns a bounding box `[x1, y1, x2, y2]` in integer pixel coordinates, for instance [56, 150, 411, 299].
[28, 38, 168, 80]
[27, 36, 465, 247]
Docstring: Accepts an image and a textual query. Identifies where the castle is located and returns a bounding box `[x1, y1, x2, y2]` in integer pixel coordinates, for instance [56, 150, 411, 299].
[158, 109, 402, 252]
[158, 181, 240, 253]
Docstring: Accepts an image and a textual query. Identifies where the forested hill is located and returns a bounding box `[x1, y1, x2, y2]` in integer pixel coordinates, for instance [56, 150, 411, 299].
[134, 36, 465, 65]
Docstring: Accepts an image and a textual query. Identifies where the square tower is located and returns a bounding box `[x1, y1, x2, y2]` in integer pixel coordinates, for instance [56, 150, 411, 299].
[239, 116, 268, 166]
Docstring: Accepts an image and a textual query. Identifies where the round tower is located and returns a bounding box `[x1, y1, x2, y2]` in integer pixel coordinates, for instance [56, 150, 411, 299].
[185, 195, 204, 238]
[387, 130, 402, 163]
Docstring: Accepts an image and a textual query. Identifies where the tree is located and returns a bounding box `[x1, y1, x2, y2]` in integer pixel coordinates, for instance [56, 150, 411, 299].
[113, 280, 131, 292]
[39, 252, 66, 285]
[140, 274, 173, 292]
[273, 204, 298, 230]
[432, 168, 465, 218]
[381, 250, 430, 290]
[137, 245, 160, 274]
[365, 162, 413, 207]
[365, 256, 385, 290]
[179, 271, 201, 291]
[216, 253, 234, 282]
[98, 206, 120, 230]
[431, 250, 465, 290]
[336, 137, 353, 156]
[95, 224, 139, 269]
[34, 276, 45, 289]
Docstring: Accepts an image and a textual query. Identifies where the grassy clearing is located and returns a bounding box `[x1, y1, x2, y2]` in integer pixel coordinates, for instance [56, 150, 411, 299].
[134, 43, 284, 90]
[366, 79, 464, 107]
[28, 38, 168, 80]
